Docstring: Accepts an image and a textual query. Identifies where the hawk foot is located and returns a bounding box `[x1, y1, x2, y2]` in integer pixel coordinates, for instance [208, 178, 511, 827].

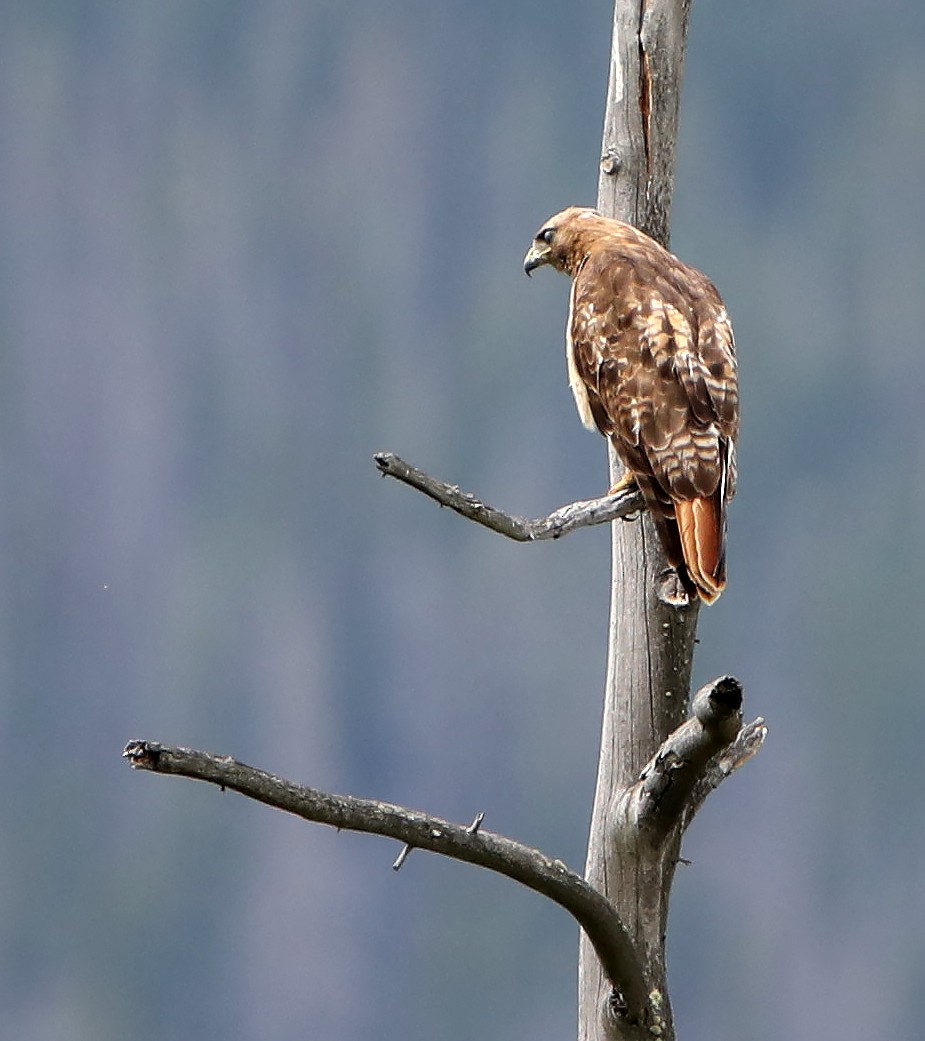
[657, 568, 692, 608]
[607, 471, 638, 497]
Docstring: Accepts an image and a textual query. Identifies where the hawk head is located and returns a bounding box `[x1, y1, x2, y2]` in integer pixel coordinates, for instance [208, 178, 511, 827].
[523, 207, 605, 277]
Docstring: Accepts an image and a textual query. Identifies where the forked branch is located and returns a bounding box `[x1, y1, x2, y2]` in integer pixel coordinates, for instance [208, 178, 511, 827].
[122, 740, 651, 1023]
[374, 451, 645, 541]
[615, 677, 767, 839]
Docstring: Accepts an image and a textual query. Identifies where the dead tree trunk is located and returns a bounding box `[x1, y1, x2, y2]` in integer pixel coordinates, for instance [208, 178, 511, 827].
[581, 3, 699, 1039]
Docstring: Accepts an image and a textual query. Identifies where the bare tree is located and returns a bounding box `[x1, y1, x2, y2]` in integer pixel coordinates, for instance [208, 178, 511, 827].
[123, 2, 765, 1038]
[584, 3, 732, 1038]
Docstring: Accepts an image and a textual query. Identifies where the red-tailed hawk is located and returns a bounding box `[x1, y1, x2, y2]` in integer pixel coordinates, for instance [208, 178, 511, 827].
[523, 207, 738, 604]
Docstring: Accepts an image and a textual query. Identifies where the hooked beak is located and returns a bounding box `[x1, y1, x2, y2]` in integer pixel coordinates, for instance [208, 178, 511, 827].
[523, 242, 550, 276]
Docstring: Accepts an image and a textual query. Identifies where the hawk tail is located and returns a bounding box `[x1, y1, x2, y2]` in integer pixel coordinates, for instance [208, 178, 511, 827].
[675, 496, 726, 604]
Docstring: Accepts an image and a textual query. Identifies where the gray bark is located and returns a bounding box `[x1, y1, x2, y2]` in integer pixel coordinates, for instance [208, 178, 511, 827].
[122, 739, 653, 1013]
[374, 452, 645, 541]
[123, 710, 763, 1031]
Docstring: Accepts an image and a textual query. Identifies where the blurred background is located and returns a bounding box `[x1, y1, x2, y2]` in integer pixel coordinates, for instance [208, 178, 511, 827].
[2, 1, 924, 1038]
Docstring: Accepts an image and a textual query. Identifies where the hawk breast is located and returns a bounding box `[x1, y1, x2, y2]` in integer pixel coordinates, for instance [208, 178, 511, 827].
[566, 277, 599, 432]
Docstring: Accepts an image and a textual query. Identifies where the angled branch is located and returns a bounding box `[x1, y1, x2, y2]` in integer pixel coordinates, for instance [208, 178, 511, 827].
[614, 677, 766, 840]
[122, 740, 652, 1025]
[680, 716, 769, 832]
[374, 452, 645, 541]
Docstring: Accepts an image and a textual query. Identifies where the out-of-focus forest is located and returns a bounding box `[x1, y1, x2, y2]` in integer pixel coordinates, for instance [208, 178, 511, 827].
[2, 2, 924, 1039]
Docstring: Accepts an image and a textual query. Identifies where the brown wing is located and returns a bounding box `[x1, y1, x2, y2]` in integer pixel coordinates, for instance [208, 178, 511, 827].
[569, 246, 738, 601]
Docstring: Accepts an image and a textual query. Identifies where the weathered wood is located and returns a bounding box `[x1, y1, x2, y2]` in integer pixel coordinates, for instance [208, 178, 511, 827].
[374, 452, 645, 541]
[122, 739, 651, 1017]
[616, 677, 748, 838]
[579, 3, 696, 1039]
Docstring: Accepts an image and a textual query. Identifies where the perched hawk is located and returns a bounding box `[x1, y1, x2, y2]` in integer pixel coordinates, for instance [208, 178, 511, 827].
[523, 207, 738, 603]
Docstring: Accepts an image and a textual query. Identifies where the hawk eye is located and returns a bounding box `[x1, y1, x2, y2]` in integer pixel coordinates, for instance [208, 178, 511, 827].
[540, 227, 556, 244]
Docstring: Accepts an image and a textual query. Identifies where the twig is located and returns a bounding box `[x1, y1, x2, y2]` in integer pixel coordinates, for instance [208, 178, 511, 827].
[122, 740, 652, 1025]
[392, 844, 413, 871]
[467, 811, 485, 835]
[680, 717, 769, 832]
[374, 452, 645, 541]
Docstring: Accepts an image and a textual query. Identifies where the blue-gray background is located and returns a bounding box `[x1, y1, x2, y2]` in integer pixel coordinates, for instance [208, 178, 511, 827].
[3, 2, 924, 1038]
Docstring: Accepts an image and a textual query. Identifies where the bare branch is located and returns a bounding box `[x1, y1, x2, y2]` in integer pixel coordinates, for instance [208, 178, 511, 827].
[614, 677, 764, 840]
[374, 451, 645, 541]
[122, 740, 652, 1024]
[680, 716, 769, 832]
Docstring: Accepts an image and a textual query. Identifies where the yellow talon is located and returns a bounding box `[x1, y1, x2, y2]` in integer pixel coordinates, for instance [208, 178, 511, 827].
[607, 470, 638, 496]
